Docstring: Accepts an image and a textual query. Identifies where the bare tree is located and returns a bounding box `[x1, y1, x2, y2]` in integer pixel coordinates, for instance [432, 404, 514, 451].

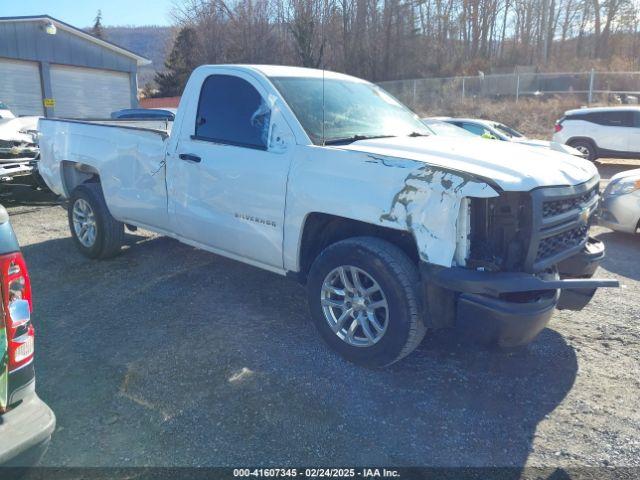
[156, 0, 639, 86]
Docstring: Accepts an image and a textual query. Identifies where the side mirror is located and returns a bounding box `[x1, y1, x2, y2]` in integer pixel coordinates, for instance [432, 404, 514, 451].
[268, 111, 292, 154]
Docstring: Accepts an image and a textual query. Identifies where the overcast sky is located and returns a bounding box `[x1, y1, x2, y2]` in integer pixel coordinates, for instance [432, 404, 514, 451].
[2, 0, 175, 27]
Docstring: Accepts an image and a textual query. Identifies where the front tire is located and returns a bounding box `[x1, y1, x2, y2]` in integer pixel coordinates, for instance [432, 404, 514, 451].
[307, 237, 427, 367]
[68, 183, 124, 259]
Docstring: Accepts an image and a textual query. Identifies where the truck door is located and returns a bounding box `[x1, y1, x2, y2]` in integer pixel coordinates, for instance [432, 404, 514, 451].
[167, 73, 292, 270]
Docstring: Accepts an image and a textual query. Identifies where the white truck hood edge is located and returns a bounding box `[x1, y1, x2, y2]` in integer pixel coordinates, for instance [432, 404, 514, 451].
[338, 136, 597, 191]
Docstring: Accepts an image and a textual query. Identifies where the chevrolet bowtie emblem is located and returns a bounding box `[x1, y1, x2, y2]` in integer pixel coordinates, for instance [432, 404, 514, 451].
[579, 207, 590, 225]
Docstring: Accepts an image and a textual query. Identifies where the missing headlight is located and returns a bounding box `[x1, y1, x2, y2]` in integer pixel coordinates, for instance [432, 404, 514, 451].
[468, 193, 532, 272]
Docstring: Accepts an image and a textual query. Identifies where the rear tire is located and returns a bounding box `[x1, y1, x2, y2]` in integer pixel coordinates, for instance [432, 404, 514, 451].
[68, 183, 124, 259]
[307, 236, 427, 367]
[569, 139, 597, 161]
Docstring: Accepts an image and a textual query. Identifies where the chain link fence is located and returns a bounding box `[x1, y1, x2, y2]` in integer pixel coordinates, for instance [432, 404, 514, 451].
[378, 71, 640, 110]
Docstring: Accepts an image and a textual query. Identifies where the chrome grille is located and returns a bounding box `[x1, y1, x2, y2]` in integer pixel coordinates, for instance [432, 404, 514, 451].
[525, 176, 600, 272]
[542, 185, 598, 218]
[535, 225, 589, 262]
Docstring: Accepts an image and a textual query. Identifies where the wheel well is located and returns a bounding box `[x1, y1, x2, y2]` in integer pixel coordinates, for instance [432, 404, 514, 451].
[298, 213, 419, 278]
[61, 161, 100, 197]
[567, 136, 597, 149]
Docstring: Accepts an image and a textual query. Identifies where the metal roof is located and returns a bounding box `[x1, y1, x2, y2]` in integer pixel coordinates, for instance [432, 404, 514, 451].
[0, 15, 151, 66]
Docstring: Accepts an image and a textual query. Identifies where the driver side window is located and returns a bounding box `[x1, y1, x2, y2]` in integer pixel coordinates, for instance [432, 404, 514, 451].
[195, 75, 271, 150]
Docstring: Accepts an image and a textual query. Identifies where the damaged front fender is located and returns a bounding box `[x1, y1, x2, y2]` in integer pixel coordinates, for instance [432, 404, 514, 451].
[380, 164, 498, 267]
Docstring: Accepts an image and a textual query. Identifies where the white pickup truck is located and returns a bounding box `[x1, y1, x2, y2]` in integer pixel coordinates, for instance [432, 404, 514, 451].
[38, 65, 618, 366]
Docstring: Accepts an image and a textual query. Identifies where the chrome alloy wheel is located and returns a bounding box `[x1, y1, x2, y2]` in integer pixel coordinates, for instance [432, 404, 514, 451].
[574, 144, 591, 156]
[320, 265, 389, 347]
[72, 198, 97, 247]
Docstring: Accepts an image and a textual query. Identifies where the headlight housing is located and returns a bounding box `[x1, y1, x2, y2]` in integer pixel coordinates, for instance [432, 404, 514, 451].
[608, 177, 640, 196]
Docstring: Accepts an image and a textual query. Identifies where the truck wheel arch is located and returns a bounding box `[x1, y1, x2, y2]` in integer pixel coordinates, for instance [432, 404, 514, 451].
[61, 161, 100, 198]
[297, 212, 419, 280]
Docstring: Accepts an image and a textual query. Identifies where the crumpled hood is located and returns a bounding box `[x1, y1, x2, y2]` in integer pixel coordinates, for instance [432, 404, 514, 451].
[338, 135, 597, 191]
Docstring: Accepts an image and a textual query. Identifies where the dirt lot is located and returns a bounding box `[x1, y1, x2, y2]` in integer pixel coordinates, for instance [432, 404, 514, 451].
[2, 159, 639, 468]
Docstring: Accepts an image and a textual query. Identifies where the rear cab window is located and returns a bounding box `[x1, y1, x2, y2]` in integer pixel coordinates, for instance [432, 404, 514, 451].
[194, 75, 271, 150]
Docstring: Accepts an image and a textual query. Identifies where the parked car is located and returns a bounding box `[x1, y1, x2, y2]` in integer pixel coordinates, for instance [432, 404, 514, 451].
[599, 168, 640, 234]
[110, 108, 176, 121]
[0, 102, 16, 120]
[0, 204, 55, 465]
[0, 111, 41, 187]
[437, 117, 586, 158]
[553, 106, 640, 161]
[0, 118, 39, 162]
[38, 65, 617, 366]
[421, 118, 476, 137]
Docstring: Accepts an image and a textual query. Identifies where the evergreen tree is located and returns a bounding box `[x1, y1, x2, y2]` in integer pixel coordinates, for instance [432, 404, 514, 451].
[154, 27, 199, 97]
[92, 10, 104, 39]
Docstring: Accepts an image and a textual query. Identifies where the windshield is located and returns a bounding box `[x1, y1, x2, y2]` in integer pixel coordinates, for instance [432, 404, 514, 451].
[0, 102, 9, 110]
[493, 122, 524, 138]
[270, 77, 430, 145]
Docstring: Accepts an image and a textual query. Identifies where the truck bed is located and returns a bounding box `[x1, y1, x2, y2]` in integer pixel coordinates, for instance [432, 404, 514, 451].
[38, 117, 169, 229]
[41, 117, 172, 138]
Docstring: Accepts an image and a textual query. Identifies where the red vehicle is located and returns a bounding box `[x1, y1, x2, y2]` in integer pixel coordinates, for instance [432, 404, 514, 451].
[0, 204, 55, 465]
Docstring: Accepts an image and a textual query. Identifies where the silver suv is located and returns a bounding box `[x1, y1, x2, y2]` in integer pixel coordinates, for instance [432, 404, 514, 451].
[553, 106, 640, 161]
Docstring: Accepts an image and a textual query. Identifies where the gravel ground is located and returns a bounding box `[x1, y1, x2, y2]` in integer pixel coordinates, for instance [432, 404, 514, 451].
[1, 159, 639, 468]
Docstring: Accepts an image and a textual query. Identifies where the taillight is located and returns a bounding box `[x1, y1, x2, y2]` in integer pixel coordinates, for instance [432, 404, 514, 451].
[554, 123, 563, 133]
[1, 253, 34, 371]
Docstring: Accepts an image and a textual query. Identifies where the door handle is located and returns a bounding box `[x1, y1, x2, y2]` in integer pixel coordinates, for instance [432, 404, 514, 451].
[179, 153, 201, 163]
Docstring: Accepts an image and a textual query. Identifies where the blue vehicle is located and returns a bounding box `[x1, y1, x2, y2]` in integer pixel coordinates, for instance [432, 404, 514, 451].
[110, 108, 176, 121]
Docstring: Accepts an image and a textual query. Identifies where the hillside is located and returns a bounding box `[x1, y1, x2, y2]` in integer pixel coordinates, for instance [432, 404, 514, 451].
[102, 25, 173, 86]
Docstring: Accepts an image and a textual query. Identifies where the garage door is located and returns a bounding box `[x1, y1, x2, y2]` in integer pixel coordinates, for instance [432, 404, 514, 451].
[50, 65, 131, 119]
[0, 58, 44, 116]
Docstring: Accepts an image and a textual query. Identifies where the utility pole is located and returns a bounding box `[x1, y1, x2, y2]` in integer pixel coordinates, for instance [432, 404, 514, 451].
[541, 0, 550, 64]
[588, 68, 595, 104]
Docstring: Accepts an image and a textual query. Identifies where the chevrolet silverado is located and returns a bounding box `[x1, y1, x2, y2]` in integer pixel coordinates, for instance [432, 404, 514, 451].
[38, 65, 618, 366]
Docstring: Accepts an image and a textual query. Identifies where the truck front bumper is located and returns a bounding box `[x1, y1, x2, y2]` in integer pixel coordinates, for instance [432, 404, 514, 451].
[0, 383, 55, 465]
[422, 237, 619, 347]
[455, 290, 558, 347]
